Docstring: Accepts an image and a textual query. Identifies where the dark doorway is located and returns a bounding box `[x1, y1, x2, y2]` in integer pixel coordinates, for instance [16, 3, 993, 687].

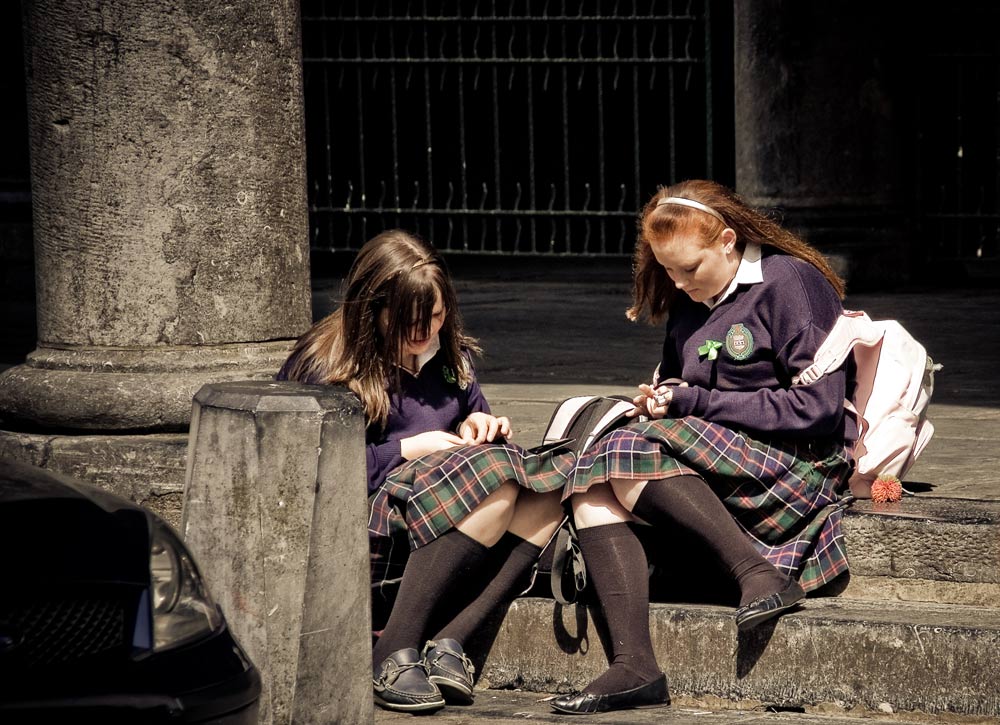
[914, 3, 1000, 282]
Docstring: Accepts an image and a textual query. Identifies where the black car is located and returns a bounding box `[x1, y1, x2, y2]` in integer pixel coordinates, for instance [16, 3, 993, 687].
[0, 458, 261, 723]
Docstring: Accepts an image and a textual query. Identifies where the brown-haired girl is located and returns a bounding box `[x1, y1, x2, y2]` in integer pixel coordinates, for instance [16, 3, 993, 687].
[279, 229, 566, 713]
[551, 181, 855, 714]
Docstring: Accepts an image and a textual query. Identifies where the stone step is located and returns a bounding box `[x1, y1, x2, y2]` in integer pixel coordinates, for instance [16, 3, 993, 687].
[482, 596, 1000, 720]
[840, 496, 1000, 606]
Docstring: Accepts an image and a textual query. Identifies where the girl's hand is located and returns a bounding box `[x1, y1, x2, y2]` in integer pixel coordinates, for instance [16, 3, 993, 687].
[459, 412, 513, 444]
[629, 382, 677, 419]
[400, 430, 466, 460]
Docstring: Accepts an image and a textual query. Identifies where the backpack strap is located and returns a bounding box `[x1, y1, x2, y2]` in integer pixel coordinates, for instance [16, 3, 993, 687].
[549, 515, 587, 605]
[794, 310, 883, 385]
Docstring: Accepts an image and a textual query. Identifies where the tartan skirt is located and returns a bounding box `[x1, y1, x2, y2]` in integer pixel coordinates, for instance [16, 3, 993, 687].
[569, 416, 853, 592]
[369, 442, 575, 549]
[368, 442, 574, 613]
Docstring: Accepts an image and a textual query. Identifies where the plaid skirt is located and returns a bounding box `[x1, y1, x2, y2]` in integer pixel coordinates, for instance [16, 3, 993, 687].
[368, 442, 574, 595]
[569, 416, 853, 592]
[368, 443, 574, 618]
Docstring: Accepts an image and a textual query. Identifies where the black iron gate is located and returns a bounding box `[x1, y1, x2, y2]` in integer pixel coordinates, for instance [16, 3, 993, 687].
[300, 1, 718, 257]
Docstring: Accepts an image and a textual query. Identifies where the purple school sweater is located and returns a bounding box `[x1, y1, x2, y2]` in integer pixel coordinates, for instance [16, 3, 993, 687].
[661, 251, 855, 442]
[275, 347, 489, 494]
[363, 351, 489, 494]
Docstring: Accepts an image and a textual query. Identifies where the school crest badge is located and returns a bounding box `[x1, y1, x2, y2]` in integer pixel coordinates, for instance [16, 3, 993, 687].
[725, 323, 754, 360]
[443, 363, 469, 389]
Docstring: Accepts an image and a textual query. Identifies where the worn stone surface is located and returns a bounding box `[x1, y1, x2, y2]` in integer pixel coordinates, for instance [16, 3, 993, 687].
[844, 498, 1000, 583]
[836, 497, 1000, 605]
[0, 342, 292, 430]
[21, 0, 311, 348]
[2, 0, 312, 432]
[840, 576, 1000, 608]
[182, 381, 371, 725]
[904, 411, 1000, 500]
[485, 597, 1000, 719]
[0, 428, 188, 525]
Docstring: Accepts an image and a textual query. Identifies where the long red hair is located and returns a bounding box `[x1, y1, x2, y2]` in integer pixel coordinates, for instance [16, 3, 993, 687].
[629, 180, 845, 324]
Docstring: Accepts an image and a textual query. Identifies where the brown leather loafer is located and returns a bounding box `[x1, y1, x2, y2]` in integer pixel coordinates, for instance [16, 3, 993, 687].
[550, 674, 669, 715]
[735, 579, 806, 632]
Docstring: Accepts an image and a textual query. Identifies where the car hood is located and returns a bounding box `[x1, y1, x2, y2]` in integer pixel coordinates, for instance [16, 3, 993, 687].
[0, 459, 151, 585]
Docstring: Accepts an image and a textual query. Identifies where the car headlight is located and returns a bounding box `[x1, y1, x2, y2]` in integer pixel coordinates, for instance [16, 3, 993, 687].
[149, 518, 223, 651]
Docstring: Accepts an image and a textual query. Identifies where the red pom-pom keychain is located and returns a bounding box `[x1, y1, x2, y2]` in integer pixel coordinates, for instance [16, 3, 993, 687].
[871, 474, 903, 503]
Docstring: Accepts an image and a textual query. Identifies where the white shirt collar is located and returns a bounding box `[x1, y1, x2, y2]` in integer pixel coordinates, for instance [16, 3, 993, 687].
[704, 243, 763, 309]
[413, 334, 441, 372]
[395, 334, 442, 377]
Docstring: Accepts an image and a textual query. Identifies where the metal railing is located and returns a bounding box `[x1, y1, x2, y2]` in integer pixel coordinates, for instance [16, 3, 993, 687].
[301, 0, 714, 256]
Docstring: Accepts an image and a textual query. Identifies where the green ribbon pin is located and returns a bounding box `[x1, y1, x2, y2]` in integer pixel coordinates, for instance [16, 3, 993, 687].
[698, 339, 723, 361]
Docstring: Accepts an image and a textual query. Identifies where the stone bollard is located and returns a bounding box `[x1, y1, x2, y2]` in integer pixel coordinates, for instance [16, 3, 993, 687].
[182, 381, 372, 725]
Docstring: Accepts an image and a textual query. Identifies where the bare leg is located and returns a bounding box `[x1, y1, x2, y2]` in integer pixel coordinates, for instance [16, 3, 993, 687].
[454, 480, 520, 546]
[572, 482, 638, 529]
[608, 477, 649, 513]
[508, 488, 564, 544]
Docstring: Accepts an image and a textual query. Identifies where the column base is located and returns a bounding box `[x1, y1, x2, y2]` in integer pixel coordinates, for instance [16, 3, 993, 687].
[0, 341, 294, 431]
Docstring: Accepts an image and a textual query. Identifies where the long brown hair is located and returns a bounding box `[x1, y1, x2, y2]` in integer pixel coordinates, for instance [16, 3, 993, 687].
[628, 179, 846, 324]
[282, 229, 480, 428]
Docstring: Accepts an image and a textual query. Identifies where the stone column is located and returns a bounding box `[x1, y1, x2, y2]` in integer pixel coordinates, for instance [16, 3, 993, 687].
[0, 0, 312, 520]
[183, 381, 372, 725]
[733, 1, 911, 286]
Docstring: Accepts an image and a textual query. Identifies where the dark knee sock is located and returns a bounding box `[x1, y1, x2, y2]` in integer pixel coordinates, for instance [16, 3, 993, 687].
[632, 476, 786, 607]
[576, 523, 662, 695]
[433, 532, 542, 644]
[371, 529, 489, 672]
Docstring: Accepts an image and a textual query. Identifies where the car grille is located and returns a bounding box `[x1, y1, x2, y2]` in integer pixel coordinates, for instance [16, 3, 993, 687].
[0, 595, 129, 669]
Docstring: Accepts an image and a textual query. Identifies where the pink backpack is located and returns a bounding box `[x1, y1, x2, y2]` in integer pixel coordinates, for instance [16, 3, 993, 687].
[794, 310, 942, 498]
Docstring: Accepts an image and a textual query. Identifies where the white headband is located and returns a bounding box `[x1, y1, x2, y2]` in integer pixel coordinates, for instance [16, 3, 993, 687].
[656, 196, 726, 224]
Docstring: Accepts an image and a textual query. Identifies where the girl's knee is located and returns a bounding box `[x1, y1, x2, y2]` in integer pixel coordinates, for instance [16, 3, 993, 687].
[457, 480, 519, 546]
[491, 479, 521, 507]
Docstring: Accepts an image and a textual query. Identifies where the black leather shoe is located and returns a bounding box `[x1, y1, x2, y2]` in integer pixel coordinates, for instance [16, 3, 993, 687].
[423, 638, 475, 705]
[550, 674, 669, 715]
[373, 647, 446, 712]
[736, 579, 806, 632]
